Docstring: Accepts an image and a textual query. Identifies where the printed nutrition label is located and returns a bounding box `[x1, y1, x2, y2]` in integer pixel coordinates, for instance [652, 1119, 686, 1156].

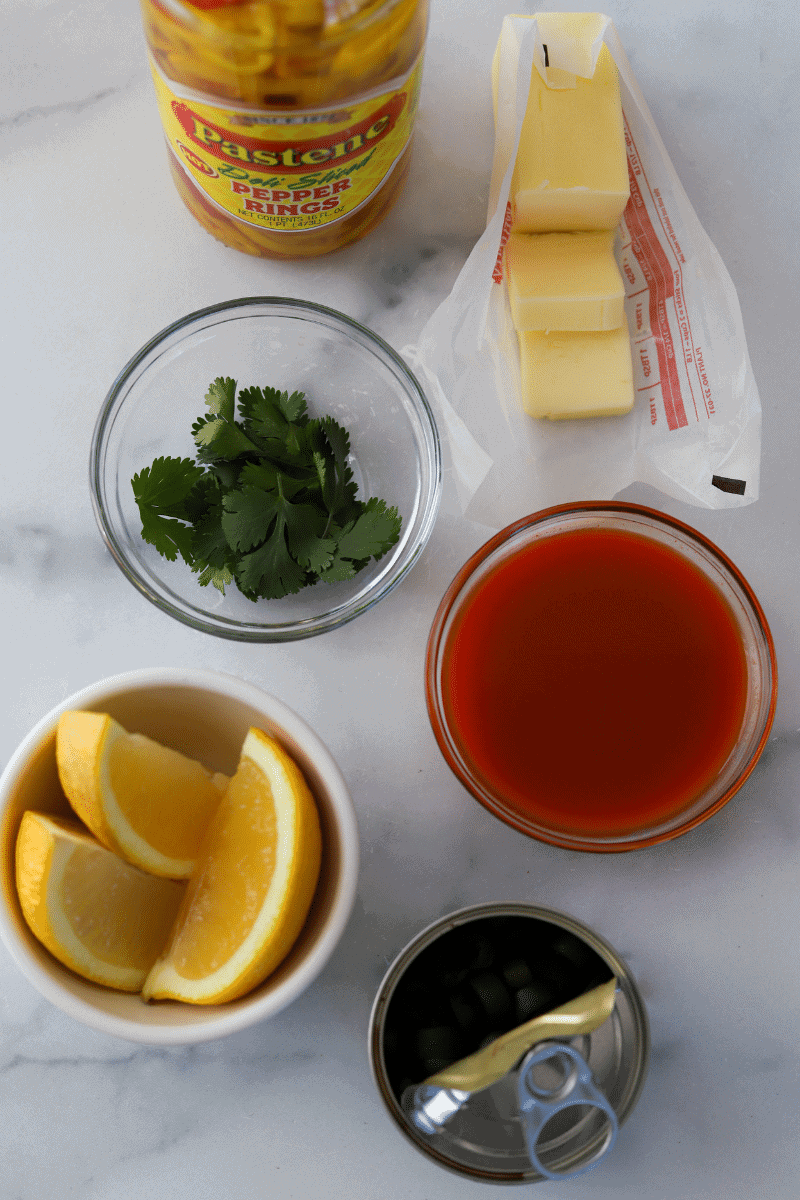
[619, 114, 713, 431]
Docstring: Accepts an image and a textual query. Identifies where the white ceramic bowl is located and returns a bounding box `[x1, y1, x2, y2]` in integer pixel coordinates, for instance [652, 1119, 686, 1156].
[0, 668, 359, 1044]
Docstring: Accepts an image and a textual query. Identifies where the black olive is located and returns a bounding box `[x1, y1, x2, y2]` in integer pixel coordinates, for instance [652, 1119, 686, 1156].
[415, 1024, 462, 1062]
[502, 957, 535, 989]
[469, 971, 514, 1028]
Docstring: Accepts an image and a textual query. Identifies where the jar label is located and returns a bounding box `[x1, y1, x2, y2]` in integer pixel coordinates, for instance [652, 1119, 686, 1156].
[149, 55, 424, 233]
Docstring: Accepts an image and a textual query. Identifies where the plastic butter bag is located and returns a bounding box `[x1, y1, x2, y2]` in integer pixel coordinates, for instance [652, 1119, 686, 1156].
[404, 13, 761, 526]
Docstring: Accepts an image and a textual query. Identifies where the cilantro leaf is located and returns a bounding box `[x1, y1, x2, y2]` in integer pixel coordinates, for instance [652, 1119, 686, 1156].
[221, 485, 280, 553]
[131, 378, 404, 603]
[191, 502, 234, 571]
[235, 524, 307, 599]
[275, 389, 308, 424]
[206, 459, 242, 490]
[336, 498, 402, 562]
[311, 446, 328, 496]
[237, 459, 282, 493]
[283, 502, 335, 572]
[239, 460, 311, 499]
[317, 416, 356, 519]
[296, 535, 336, 574]
[238, 385, 290, 443]
[184, 473, 221, 524]
[132, 456, 205, 514]
[318, 555, 358, 583]
[238, 386, 308, 446]
[193, 415, 261, 460]
[204, 377, 237, 423]
[194, 563, 235, 594]
[131, 457, 206, 565]
[138, 509, 196, 565]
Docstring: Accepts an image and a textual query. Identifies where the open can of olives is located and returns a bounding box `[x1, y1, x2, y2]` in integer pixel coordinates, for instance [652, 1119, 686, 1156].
[368, 902, 649, 1183]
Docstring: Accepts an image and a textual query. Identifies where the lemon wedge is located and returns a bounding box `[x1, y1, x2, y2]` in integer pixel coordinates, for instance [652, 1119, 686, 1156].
[56, 711, 228, 879]
[15, 811, 185, 992]
[142, 727, 322, 1005]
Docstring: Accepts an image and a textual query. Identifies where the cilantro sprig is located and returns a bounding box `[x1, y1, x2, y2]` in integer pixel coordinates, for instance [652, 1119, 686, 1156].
[131, 378, 402, 602]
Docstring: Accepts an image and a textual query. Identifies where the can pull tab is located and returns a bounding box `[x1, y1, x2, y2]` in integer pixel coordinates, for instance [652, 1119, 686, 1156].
[401, 1083, 471, 1135]
[516, 1042, 618, 1180]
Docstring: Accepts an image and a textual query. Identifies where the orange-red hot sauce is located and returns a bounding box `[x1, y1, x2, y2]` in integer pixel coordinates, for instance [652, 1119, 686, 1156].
[442, 527, 749, 840]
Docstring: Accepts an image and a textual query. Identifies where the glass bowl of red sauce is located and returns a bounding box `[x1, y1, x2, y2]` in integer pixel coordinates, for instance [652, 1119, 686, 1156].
[426, 503, 777, 852]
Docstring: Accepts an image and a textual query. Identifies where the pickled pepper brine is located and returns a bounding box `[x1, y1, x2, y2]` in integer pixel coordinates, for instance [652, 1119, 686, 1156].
[140, 0, 428, 258]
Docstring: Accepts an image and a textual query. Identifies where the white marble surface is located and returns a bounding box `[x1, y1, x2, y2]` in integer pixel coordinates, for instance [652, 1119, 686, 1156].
[2, 1, 800, 1196]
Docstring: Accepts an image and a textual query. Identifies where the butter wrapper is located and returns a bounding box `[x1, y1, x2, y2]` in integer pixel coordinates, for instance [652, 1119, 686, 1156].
[404, 14, 761, 522]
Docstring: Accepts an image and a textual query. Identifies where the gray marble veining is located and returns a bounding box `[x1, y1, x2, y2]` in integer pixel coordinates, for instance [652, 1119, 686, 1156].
[2, 1, 800, 1197]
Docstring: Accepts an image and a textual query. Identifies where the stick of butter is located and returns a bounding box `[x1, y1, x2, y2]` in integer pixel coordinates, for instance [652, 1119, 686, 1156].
[506, 230, 625, 331]
[512, 42, 629, 232]
[518, 316, 634, 420]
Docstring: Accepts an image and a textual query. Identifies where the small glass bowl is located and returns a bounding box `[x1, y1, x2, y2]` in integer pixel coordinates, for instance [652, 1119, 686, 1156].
[426, 502, 777, 852]
[90, 297, 441, 641]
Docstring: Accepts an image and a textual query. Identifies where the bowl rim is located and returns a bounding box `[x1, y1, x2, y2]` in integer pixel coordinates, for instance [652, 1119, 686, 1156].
[0, 666, 359, 1044]
[425, 501, 778, 853]
[89, 296, 442, 643]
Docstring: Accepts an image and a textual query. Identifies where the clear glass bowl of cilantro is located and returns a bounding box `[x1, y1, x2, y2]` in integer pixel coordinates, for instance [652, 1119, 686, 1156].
[90, 298, 441, 641]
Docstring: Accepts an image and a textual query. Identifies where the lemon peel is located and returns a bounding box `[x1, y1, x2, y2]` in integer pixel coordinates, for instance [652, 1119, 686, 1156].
[15, 811, 184, 992]
[142, 727, 322, 1005]
[56, 710, 227, 879]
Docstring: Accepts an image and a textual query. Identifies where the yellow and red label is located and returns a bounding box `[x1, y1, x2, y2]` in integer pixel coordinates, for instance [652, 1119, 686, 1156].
[149, 55, 424, 233]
